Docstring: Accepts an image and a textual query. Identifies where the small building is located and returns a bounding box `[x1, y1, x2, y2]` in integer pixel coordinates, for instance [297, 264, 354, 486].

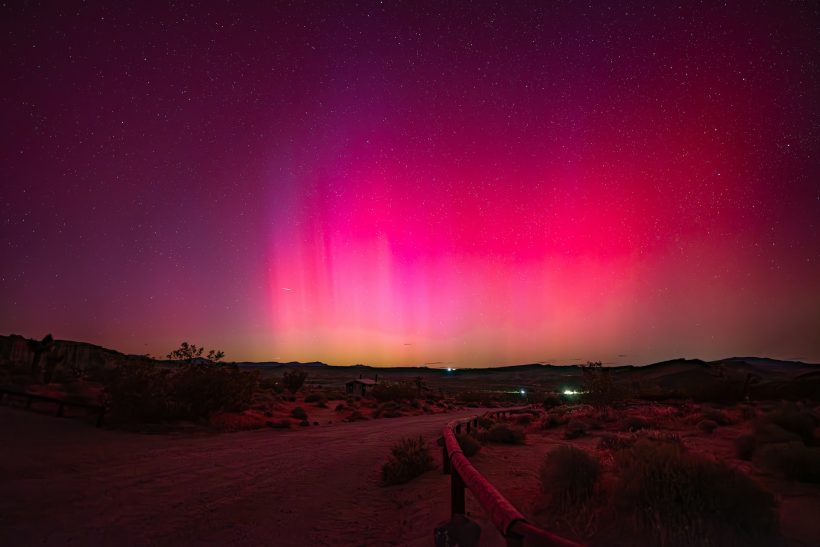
[345, 378, 377, 396]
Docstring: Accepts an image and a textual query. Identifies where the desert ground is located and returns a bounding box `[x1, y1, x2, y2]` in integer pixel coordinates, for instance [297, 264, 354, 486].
[0, 405, 511, 547]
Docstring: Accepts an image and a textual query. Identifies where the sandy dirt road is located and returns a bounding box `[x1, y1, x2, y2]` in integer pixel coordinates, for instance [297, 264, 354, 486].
[0, 406, 499, 546]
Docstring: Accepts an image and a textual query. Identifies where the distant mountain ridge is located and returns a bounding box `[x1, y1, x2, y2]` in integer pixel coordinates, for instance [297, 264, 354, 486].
[0, 334, 816, 375]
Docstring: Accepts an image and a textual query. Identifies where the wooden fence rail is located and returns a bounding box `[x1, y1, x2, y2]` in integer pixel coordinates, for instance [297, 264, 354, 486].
[0, 388, 106, 427]
[440, 408, 583, 547]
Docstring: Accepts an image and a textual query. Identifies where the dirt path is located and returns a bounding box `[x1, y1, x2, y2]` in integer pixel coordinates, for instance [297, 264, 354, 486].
[0, 406, 494, 546]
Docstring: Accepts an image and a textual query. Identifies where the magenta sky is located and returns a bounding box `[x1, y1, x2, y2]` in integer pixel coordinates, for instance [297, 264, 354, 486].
[2, 2, 819, 366]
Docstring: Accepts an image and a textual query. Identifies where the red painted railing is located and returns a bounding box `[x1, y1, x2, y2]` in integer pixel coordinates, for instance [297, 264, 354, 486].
[441, 409, 583, 547]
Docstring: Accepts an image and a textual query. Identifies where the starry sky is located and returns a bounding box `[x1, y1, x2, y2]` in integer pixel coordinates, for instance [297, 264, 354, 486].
[2, 1, 819, 367]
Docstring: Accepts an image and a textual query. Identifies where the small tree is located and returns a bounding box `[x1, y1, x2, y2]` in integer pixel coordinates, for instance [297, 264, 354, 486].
[167, 342, 225, 363]
[581, 361, 622, 407]
[282, 369, 308, 393]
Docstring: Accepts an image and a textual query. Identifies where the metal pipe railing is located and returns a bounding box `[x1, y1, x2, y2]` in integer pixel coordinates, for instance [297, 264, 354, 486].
[441, 408, 583, 547]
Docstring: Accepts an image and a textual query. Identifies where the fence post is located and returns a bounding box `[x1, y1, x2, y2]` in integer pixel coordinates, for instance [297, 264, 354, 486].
[443, 444, 451, 474]
[451, 467, 466, 516]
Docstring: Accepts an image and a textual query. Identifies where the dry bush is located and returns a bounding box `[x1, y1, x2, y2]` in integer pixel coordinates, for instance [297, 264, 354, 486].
[281, 369, 307, 393]
[735, 434, 757, 460]
[266, 419, 291, 429]
[603, 439, 779, 546]
[620, 416, 651, 432]
[291, 406, 308, 420]
[698, 419, 718, 433]
[346, 410, 367, 421]
[334, 403, 345, 411]
[542, 413, 569, 429]
[371, 381, 417, 402]
[564, 419, 589, 439]
[456, 433, 482, 457]
[701, 408, 732, 426]
[381, 437, 434, 485]
[754, 442, 820, 483]
[171, 363, 257, 420]
[374, 401, 403, 418]
[485, 424, 526, 444]
[597, 433, 636, 451]
[303, 393, 323, 403]
[539, 446, 601, 535]
[765, 402, 816, 445]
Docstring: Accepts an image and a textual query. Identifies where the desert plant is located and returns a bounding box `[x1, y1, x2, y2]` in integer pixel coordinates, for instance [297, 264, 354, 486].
[754, 442, 820, 483]
[606, 439, 779, 546]
[282, 369, 308, 393]
[564, 419, 589, 439]
[753, 421, 802, 445]
[477, 416, 496, 429]
[334, 403, 345, 411]
[516, 414, 532, 425]
[581, 361, 623, 407]
[542, 413, 569, 429]
[456, 433, 482, 457]
[104, 362, 173, 423]
[291, 406, 308, 420]
[766, 402, 816, 445]
[381, 437, 434, 485]
[166, 342, 224, 362]
[266, 419, 291, 429]
[698, 419, 718, 433]
[701, 408, 732, 426]
[304, 393, 323, 403]
[371, 381, 417, 402]
[347, 410, 367, 421]
[597, 433, 636, 451]
[735, 434, 757, 460]
[171, 363, 257, 419]
[486, 424, 526, 444]
[540, 446, 600, 511]
[621, 416, 651, 432]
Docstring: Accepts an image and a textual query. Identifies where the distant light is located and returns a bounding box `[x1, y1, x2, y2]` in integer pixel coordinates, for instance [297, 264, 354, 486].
[446, 367, 454, 372]
[519, 389, 526, 395]
[563, 389, 580, 396]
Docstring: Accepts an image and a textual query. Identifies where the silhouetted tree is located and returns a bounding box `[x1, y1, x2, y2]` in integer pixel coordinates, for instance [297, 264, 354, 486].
[167, 342, 225, 363]
[282, 369, 308, 393]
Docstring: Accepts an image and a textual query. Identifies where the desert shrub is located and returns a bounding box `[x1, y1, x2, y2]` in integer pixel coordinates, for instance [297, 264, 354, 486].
[303, 393, 323, 403]
[621, 416, 651, 432]
[606, 439, 779, 546]
[374, 401, 403, 418]
[266, 419, 290, 429]
[564, 419, 589, 439]
[701, 408, 732, 426]
[753, 422, 802, 445]
[281, 369, 307, 393]
[299, 419, 310, 427]
[381, 437, 434, 485]
[698, 419, 718, 433]
[347, 410, 367, 421]
[291, 406, 308, 420]
[540, 446, 600, 512]
[371, 381, 416, 402]
[542, 413, 569, 429]
[456, 433, 482, 457]
[516, 414, 532, 425]
[542, 393, 562, 408]
[598, 434, 636, 451]
[105, 362, 172, 423]
[581, 361, 625, 407]
[486, 424, 526, 444]
[335, 403, 345, 411]
[259, 377, 282, 393]
[171, 363, 257, 420]
[735, 434, 757, 460]
[477, 416, 496, 429]
[766, 402, 816, 445]
[754, 442, 820, 483]
[640, 430, 684, 448]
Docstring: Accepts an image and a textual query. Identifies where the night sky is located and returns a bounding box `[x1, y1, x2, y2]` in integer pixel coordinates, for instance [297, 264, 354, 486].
[2, 2, 819, 367]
